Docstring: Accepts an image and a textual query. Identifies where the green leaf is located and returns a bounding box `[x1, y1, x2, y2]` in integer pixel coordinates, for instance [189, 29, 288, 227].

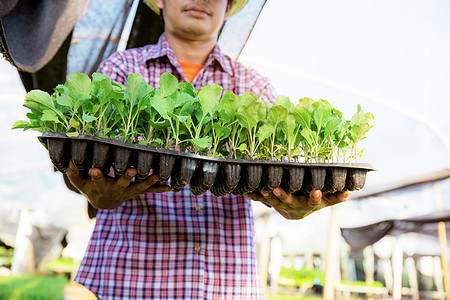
[25, 90, 55, 110]
[151, 94, 175, 120]
[179, 100, 195, 116]
[188, 137, 212, 149]
[323, 118, 342, 139]
[91, 73, 125, 104]
[173, 92, 194, 108]
[198, 83, 222, 117]
[292, 146, 301, 156]
[82, 113, 98, 123]
[73, 97, 92, 111]
[268, 105, 288, 125]
[218, 90, 237, 122]
[125, 73, 146, 105]
[148, 119, 169, 129]
[256, 102, 267, 121]
[273, 95, 293, 112]
[178, 82, 197, 97]
[66, 132, 79, 137]
[313, 101, 331, 131]
[159, 72, 178, 98]
[281, 114, 296, 137]
[56, 93, 73, 108]
[66, 72, 91, 96]
[41, 110, 60, 123]
[292, 105, 311, 129]
[26, 112, 40, 120]
[301, 128, 316, 147]
[213, 123, 231, 139]
[297, 97, 315, 113]
[111, 98, 125, 112]
[69, 117, 80, 128]
[257, 123, 275, 142]
[171, 114, 191, 123]
[239, 93, 258, 107]
[11, 120, 31, 130]
[237, 143, 248, 151]
[236, 105, 258, 130]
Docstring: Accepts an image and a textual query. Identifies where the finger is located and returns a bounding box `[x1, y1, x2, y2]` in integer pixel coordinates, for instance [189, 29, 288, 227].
[245, 191, 265, 202]
[307, 190, 323, 207]
[260, 191, 284, 208]
[129, 174, 174, 195]
[324, 191, 351, 205]
[245, 192, 273, 208]
[144, 184, 173, 194]
[114, 168, 137, 190]
[247, 191, 275, 205]
[272, 188, 296, 206]
[65, 160, 83, 188]
[88, 167, 106, 185]
[338, 191, 351, 202]
[132, 174, 160, 192]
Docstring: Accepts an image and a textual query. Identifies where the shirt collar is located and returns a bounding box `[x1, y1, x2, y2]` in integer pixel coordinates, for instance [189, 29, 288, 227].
[144, 33, 234, 77]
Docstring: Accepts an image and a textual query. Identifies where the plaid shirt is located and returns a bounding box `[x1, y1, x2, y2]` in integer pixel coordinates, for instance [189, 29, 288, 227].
[75, 34, 276, 299]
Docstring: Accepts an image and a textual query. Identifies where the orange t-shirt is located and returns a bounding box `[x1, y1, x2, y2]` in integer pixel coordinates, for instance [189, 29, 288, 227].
[179, 61, 203, 83]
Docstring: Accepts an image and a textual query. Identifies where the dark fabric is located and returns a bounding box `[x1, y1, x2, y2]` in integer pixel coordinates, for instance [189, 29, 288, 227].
[0, 0, 19, 18]
[0, 0, 90, 72]
[341, 210, 450, 250]
[125, 0, 163, 49]
[0, 20, 13, 66]
[18, 31, 73, 93]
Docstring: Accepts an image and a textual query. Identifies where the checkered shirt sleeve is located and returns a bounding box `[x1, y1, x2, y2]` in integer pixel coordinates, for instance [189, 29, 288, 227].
[75, 34, 276, 299]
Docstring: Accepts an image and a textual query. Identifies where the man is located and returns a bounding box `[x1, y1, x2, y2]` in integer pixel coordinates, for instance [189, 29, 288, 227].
[66, 0, 350, 298]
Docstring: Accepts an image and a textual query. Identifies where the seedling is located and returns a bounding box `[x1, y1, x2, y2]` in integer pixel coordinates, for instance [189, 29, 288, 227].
[13, 72, 375, 163]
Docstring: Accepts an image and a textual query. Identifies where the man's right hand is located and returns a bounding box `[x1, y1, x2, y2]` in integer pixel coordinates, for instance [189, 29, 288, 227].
[65, 160, 172, 209]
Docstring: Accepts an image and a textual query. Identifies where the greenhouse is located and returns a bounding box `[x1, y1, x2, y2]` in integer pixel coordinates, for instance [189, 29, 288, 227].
[1, 0, 449, 299]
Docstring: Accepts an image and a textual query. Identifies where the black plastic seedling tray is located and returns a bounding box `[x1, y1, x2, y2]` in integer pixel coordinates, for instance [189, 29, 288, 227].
[38, 132, 375, 196]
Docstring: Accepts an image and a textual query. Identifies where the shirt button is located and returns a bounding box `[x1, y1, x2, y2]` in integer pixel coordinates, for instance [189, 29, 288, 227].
[194, 205, 202, 212]
[194, 246, 201, 252]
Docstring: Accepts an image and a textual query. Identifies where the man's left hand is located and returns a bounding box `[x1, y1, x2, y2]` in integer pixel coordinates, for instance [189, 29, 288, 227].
[245, 189, 350, 220]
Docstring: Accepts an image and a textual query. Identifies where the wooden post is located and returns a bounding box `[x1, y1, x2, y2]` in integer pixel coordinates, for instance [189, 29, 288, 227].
[438, 221, 449, 297]
[340, 244, 351, 281]
[434, 181, 449, 298]
[258, 212, 271, 292]
[382, 258, 394, 293]
[405, 256, 419, 299]
[434, 256, 445, 295]
[364, 245, 375, 285]
[324, 206, 340, 300]
[11, 209, 36, 275]
[392, 239, 403, 300]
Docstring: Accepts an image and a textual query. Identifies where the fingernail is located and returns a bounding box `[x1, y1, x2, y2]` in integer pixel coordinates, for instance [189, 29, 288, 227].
[261, 191, 269, 197]
[312, 190, 321, 199]
[91, 169, 100, 178]
[342, 192, 350, 201]
[273, 190, 281, 197]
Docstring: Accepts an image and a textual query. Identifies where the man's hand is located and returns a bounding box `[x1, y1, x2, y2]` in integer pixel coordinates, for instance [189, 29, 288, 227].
[65, 160, 172, 209]
[246, 188, 350, 220]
